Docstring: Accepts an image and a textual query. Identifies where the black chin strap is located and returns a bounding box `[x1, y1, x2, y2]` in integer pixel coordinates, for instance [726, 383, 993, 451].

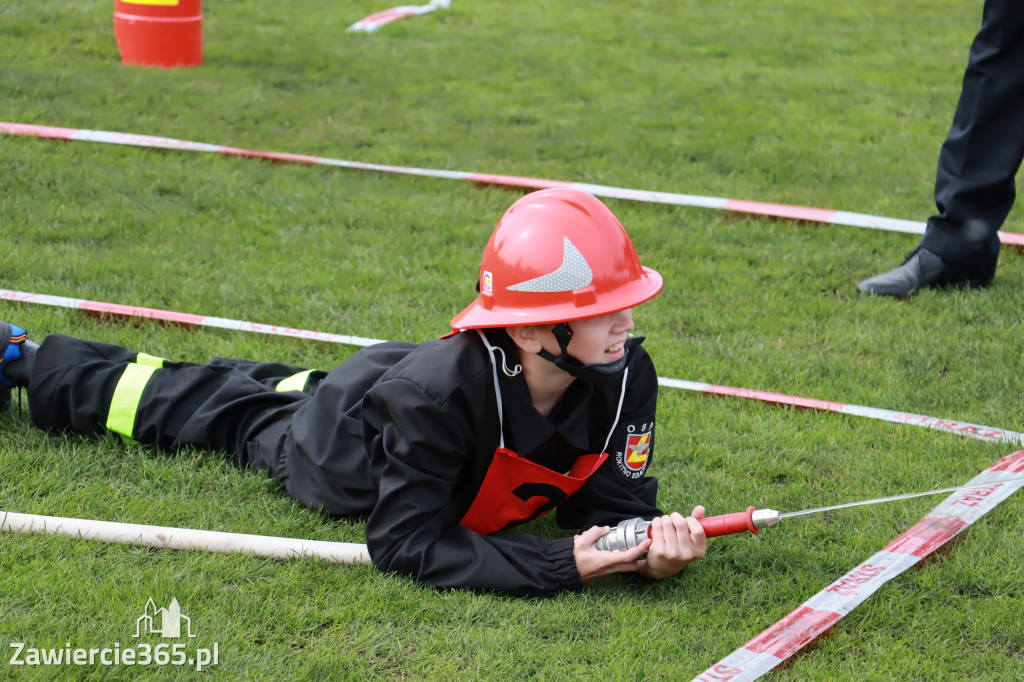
[535, 322, 636, 385]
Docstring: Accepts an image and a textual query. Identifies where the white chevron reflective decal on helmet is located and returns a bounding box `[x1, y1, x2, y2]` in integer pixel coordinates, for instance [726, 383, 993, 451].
[507, 237, 593, 293]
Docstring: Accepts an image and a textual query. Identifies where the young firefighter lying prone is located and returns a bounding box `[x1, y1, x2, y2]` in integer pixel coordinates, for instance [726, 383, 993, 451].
[0, 189, 706, 596]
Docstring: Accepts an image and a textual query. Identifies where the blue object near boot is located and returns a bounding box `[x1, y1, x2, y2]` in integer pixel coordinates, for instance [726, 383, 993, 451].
[0, 322, 29, 389]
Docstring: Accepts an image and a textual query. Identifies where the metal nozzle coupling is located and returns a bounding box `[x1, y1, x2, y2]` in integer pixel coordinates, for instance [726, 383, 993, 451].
[594, 517, 651, 551]
[595, 509, 782, 550]
[750, 508, 781, 530]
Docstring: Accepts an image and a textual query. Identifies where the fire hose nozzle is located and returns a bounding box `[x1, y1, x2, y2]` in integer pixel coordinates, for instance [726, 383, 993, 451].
[594, 508, 781, 551]
[594, 517, 651, 552]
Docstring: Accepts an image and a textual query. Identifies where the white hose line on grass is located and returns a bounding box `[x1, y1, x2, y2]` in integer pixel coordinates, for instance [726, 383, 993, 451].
[0, 510, 371, 564]
[691, 448, 1024, 682]
[4, 121, 1023, 248]
[3, 287, 1022, 446]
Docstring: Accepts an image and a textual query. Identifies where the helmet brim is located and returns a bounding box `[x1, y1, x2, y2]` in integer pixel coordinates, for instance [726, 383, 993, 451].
[450, 266, 663, 331]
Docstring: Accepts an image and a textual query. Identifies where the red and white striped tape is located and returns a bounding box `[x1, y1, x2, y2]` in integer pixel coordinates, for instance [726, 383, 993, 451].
[346, 0, 450, 33]
[659, 378, 1024, 446]
[692, 449, 1024, 682]
[3, 288, 1021, 446]
[0, 289, 387, 348]
[4, 121, 1023, 247]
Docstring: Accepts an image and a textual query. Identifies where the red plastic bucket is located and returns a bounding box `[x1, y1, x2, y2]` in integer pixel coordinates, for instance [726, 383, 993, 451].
[113, 0, 202, 68]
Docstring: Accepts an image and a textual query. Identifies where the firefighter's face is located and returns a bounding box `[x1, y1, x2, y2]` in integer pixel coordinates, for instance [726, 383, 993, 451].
[550, 309, 635, 366]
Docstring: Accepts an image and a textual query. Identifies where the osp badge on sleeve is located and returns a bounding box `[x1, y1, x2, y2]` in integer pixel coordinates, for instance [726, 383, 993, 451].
[614, 422, 653, 479]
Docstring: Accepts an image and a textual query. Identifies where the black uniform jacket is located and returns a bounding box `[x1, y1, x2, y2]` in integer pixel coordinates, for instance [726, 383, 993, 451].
[287, 329, 662, 596]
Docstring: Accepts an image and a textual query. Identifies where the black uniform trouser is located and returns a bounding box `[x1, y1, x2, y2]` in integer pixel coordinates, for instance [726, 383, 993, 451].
[26, 334, 392, 517]
[921, 0, 1024, 263]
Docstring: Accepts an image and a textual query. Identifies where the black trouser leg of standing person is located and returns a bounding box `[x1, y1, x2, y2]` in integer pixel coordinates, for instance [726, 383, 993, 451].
[859, 0, 1024, 296]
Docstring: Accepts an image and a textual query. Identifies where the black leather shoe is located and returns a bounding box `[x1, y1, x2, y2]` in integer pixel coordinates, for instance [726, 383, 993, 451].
[857, 247, 996, 297]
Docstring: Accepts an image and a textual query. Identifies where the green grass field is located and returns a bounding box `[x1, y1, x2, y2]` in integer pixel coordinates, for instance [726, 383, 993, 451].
[2, 0, 1023, 679]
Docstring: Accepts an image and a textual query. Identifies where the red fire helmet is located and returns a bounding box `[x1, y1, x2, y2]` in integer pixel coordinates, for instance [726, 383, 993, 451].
[450, 189, 664, 330]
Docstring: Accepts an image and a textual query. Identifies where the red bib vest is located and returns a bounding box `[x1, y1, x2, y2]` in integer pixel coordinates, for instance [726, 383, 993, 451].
[459, 331, 626, 535]
[459, 448, 608, 535]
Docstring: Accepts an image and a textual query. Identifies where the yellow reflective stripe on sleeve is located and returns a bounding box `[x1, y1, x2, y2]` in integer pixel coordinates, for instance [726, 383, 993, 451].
[105, 364, 159, 439]
[135, 353, 165, 368]
[276, 369, 314, 393]
[121, 0, 180, 5]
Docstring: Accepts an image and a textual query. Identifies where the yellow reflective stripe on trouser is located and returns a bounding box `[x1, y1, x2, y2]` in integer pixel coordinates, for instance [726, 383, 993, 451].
[276, 369, 314, 393]
[106, 363, 159, 439]
[135, 352, 165, 368]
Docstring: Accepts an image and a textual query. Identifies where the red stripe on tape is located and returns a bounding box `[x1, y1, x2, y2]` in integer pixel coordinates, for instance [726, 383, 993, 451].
[990, 449, 1024, 473]
[363, 8, 415, 23]
[744, 606, 842, 659]
[77, 300, 205, 326]
[0, 122, 79, 140]
[467, 172, 572, 191]
[701, 384, 847, 412]
[720, 199, 839, 223]
[0, 291, 40, 303]
[882, 516, 968, 557]
[998, 231, 1024, 247]
[222, 148, 324, 165]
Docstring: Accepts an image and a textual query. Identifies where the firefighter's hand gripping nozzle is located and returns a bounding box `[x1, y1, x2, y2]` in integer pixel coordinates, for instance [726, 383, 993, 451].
[594, 507, 782, 551]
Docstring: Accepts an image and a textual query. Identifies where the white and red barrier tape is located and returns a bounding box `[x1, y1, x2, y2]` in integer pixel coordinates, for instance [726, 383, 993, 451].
[0, 289, 387, 349]
[691, 448, 1024, 682]
[3, 288, 1021, 446]
[4, 121, 1023, 248]
[659, 378, 1024, 446]
[347, 0, 450, 33]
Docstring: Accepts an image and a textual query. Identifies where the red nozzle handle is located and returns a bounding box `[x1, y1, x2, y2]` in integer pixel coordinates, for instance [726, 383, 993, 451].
[697, 506, 760, 538]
